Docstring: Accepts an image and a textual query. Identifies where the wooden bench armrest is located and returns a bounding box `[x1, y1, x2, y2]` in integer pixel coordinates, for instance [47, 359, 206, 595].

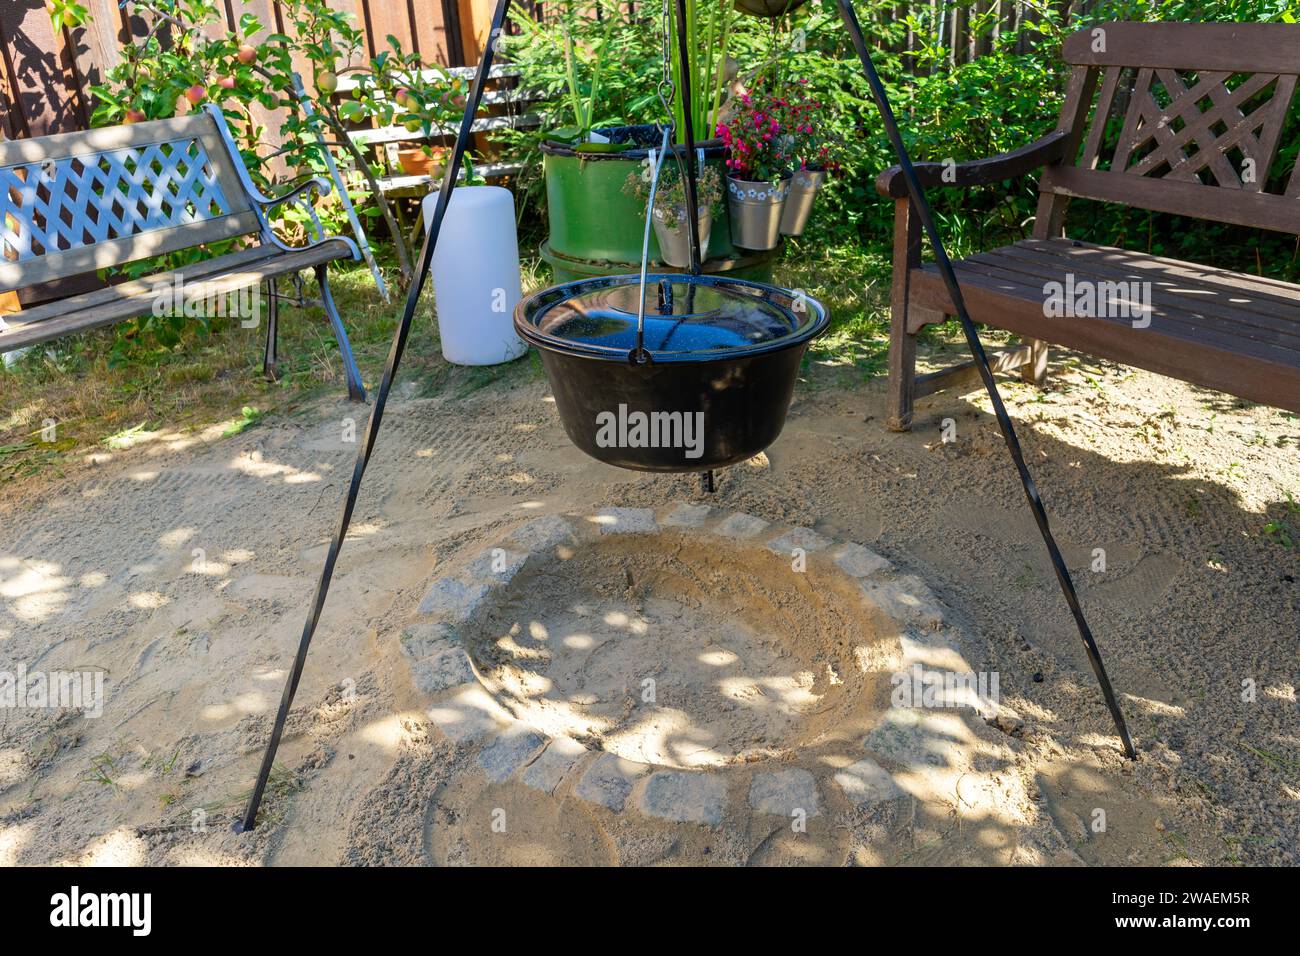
[874, 129, 1069, 198]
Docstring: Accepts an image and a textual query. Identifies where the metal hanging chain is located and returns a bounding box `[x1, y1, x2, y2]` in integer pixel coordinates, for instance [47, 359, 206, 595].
[238, 0, 518, 832]
[656, 0, 691, 204]
[835, 0, 1135, 758]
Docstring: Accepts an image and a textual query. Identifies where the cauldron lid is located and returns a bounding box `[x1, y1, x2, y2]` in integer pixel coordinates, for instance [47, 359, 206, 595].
[516, 274, 828, 362]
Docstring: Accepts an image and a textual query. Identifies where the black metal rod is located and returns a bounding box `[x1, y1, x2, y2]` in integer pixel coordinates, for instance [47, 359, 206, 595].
[238, 0, 517, 832]
[836, 0, 1135, 758]
[672, 0, 703, 274]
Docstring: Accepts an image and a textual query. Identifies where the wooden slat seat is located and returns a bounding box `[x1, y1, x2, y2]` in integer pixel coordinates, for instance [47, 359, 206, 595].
[910, 238, 1300, 412]
[0, 240, 352, 352]
[876, 21, 1300, 429]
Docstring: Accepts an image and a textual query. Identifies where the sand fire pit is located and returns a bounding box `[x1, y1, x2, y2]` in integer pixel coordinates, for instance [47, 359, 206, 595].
[397, 502, 1014, 837]
[391, 504, 1066, 864]
[460, 521, 897, 769]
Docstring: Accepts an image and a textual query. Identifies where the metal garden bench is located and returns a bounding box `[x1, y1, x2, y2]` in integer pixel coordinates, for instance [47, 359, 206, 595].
[879, 21, 1300, 430]
[0, 104, 365, 402]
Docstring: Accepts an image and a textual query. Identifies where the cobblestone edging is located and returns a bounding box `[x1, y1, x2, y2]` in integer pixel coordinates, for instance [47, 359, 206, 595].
[399, 504, 1002, 829]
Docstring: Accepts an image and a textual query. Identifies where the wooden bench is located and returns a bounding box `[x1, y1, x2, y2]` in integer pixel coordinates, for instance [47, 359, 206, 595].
[878, 21, 1300, 430]
[0, 105, 365, 401]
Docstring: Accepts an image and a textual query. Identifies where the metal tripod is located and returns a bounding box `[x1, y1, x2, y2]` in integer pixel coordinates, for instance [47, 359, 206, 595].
[239, 0, 1132, 833]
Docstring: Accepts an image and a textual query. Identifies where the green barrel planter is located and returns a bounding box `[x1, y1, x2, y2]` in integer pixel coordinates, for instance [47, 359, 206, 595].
[541, 125, 749, 268]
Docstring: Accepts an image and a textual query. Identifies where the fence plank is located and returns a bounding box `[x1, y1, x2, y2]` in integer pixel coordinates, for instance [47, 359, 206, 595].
[366, 1, 413, 59]
[412, 0, 459, 67]
[0, 3, 107, 303]
[0, 1, 88, 137]
[235, 0, 293, 178]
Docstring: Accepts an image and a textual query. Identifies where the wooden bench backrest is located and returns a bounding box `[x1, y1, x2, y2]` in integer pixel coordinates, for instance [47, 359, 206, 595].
[1038, 22, 1300, 237]
[0, 112, 260, 293]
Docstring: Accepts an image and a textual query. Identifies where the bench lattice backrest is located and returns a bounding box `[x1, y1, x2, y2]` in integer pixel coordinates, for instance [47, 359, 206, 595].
[0, 113, 259, 293]
[1039, 22, 1300, 236]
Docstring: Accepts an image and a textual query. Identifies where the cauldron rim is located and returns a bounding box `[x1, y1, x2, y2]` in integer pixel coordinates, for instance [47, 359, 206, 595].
[514, 273, 829, 364]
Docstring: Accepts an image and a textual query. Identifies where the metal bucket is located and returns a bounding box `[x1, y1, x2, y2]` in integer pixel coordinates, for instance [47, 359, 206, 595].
[779, 168, 826, 236]
[653, 205, 713, 268]
[727, 175, 790, 250]
[514, 274, 828, 472]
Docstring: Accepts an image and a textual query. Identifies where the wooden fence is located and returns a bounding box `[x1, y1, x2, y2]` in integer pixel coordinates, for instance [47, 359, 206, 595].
[1, 1, 1083, 144]
[0, 0, 505, 142]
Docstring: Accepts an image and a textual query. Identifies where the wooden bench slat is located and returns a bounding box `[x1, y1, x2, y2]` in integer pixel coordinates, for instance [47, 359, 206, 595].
[982, 244, 1300, 343]
[908, 265, 1300, 413]
[1022, 238, 1300, 306]
[973, 242, 1300, 345]
[1062, 22, 1300, 74]
[0, 241, 352, 352]
[2, 244, 278, 328]
[936, 255, 1300, 359]
[1041, 165, 1300, 236]
[914, 259, 1300, 362]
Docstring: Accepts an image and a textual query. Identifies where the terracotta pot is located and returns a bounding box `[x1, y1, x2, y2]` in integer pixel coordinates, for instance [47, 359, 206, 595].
[397, 147, 445, 178]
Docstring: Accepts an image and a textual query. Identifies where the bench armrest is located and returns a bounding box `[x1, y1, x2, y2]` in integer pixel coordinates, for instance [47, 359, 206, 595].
[202, 104, 359, 260]
[874, 130, 1069, 199]
[257, 175, 332, 213]
[256, 177, 359, 260]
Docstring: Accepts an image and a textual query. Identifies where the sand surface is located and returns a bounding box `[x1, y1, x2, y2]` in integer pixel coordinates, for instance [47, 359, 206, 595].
[0, 350, 1296, 866]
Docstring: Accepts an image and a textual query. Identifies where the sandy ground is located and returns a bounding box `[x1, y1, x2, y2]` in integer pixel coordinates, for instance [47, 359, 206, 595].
[0, 346, 1296, 866]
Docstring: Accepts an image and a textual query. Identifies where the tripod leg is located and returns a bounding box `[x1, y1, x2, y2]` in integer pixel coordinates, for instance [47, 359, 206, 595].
[237, 0, 519, 832]
[836, 0, 1135, 759]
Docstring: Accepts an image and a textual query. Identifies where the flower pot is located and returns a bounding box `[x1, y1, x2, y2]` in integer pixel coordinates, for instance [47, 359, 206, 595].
[779, 168, 826, 237]
[398, 147, 444, 178]
[653, 205, 713, 269]
[542, 125, 737, 262]
[727, 175, 791, 251]
[541, 125, 759, 283]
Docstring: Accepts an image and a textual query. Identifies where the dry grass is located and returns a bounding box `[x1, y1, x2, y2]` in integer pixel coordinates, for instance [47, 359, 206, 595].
[0, 240, 896, 491]
[0, 256, 555, 491]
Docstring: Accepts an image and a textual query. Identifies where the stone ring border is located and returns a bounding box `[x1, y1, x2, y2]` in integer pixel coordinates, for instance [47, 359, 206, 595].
[398, 503, 1003, 827]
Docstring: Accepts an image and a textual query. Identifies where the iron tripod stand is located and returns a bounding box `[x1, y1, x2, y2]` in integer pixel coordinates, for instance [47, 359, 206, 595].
[238, 0, 1134, 833]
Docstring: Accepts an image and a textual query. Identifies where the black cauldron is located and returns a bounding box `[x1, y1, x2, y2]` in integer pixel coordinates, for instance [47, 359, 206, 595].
[514, 274, 828, 472]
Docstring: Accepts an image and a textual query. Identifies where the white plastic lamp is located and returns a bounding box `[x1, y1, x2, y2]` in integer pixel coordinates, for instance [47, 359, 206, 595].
[424, 185, 528, 365]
